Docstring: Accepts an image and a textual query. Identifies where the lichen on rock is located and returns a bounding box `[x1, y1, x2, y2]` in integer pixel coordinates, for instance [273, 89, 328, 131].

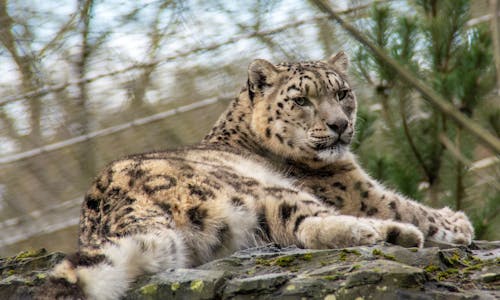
[1, 242, 499, 299]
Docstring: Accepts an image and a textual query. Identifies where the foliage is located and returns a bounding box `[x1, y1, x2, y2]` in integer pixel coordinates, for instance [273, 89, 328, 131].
[353, 0, 499, 239]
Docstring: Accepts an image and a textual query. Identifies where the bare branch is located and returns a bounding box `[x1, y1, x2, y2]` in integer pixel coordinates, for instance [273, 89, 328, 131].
[0, 3, 371, 107]
[37, 12, 78, 58]
[469, 156, 500, 171]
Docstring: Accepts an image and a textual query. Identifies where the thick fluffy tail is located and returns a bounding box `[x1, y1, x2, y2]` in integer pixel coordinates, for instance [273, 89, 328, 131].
[43, 230, 187, 300]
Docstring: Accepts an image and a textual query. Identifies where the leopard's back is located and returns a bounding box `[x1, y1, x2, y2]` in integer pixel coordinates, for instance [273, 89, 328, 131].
[79, 147, 307, 261]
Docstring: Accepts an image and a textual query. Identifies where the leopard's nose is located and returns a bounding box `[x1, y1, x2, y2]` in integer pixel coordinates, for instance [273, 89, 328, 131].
[327, 119, 348, 135]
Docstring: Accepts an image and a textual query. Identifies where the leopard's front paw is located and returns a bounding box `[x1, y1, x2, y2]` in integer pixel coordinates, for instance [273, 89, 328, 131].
[297, 216, 383, 249]
[372, 220, 424, 248]
[436, 208, 474, 245]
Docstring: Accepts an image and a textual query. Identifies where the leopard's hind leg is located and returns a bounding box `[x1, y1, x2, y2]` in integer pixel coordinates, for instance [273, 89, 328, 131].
[50, 229, 186, 300]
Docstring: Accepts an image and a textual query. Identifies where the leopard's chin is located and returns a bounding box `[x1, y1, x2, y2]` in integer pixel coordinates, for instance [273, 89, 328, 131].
[316, 144, 348, 162]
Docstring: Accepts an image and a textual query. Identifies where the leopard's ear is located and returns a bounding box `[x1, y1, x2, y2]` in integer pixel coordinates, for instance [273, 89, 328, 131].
[327, 51, 349, 73]
[247, 59, 278, 101]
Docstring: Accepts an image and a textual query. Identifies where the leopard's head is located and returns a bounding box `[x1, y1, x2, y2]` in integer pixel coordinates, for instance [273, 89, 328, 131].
[247, 52, 357, 163]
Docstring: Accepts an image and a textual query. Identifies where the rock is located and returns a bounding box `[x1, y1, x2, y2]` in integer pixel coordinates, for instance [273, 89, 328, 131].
[0, 249, 65, 299]
[125, 268, 227, 300]
[223, 273, 290, 298]
[1, 242, 499, 299]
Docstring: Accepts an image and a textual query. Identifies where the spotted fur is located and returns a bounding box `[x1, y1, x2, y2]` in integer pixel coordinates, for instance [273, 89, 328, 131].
[45, 52, 473, 300]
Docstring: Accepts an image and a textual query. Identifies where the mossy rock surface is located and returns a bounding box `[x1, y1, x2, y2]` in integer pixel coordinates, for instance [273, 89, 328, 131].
[1, 241, 499, 299]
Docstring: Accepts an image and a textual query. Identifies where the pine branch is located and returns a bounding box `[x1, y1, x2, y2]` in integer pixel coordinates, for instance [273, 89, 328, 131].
[491, 0, 500, 95]
[398, 89, 433, 181]
[438, 133, 471, 166]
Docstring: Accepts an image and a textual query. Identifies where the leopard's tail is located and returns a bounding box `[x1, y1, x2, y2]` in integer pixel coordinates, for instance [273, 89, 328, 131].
[43, 230, 187, 300]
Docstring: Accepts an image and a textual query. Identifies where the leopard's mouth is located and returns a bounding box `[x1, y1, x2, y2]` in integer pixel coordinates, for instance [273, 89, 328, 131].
[312, 138, 349, 151]
[308, 131, 354, 152]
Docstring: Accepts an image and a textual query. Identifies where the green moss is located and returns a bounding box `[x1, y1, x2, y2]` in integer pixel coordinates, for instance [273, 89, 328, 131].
[338, 249, 360, 261]
[323, 275, 340, 281]
[24, 280, 35, 286]
[339, 252, 347, 261]
[436, 268, 459, 281]
[343, 249, 361, 256]
[6, 269, 16, 276]
[383, 253, 396, 261]
[436, 272, 448, 281]
[409, 248, 419, 252]
[171, 282, 181, 292]
[449, 253, 461, 264]
[255, 257, 271, 266]
[471, 256, 483, 263]
[461, 255, 484, 268]
[285, 284, 296, 291]
[14, 249, 47, 260]
[190, 280, 204, 293]
[463, 263, 486, 273]
[442, 251, 463, 266]
[140, 284, 158, 295]
[424, 264, 440, 273]
[300, 253, 313, 261]
[371, 249, 396, 261]
[274, 255, 295, 267]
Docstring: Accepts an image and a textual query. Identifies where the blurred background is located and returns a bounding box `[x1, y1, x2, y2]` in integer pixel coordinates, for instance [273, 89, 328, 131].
[0, 0, 499, 256]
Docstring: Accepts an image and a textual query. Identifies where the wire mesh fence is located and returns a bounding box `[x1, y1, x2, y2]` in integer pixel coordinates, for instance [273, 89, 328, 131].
[0, 0, 498, 256]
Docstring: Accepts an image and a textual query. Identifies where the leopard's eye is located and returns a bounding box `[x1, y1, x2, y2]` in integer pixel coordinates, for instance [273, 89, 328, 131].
[293, 97, 310, 106]
[336, 90, 349, 101]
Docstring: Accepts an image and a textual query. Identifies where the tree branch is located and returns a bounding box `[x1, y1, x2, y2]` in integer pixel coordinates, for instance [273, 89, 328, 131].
[398, 89, 433, 181]
[491, 0, 500, 95]
[37, 12, 78, 58]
